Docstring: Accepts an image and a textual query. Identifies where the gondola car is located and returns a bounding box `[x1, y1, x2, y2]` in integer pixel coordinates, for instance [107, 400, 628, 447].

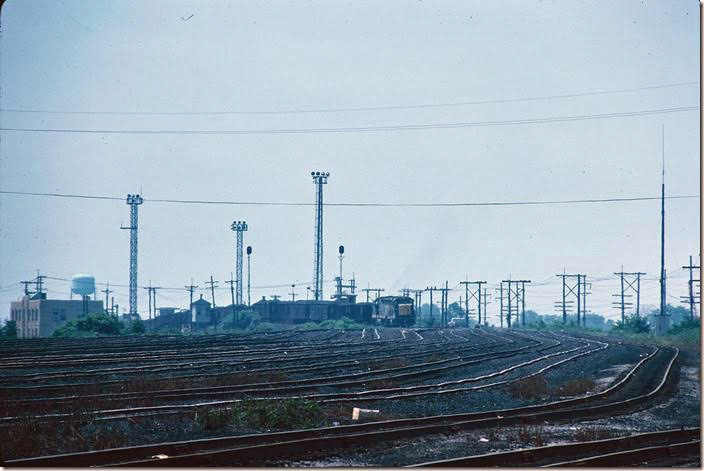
[372, 296, 415, 327]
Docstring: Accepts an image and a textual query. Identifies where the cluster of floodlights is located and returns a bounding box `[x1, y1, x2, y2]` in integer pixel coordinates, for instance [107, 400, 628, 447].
[231, 221, 248, 232]
[311, 171, 330, 182]
[126, 194, 143, 205]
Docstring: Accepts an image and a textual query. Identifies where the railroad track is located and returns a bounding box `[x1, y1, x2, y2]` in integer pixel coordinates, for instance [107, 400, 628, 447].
[0, 332, 547, 419]
[5, 342, 677, 467]
[409, 428, 700, 467]
[1, 336, 550, 412]
[0, 330, 507, 400]
[0, 328, 492, 385]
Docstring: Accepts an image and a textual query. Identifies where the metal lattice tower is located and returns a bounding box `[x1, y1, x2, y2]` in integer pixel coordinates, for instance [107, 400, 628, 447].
[125, 194, 143, 317]
[311, 171, 329, 301]
[230, 221, 248, 305]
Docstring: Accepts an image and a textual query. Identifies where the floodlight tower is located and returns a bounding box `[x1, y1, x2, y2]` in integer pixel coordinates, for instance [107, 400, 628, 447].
[125, 194, 143, 318]
[230, 221, 248, 305]
[311, 171, 330, 301]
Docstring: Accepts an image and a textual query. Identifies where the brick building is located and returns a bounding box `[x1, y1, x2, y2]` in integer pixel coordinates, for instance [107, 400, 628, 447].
[9, 294, 104, 338]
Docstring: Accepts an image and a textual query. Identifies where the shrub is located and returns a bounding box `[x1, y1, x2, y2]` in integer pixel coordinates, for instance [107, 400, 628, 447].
[235, 398, 325, 431]
[53, 313, 123, 337]
[612, 314, 650, 334]
[507, 375, 548, 399]
[668, 318, 700, 335]
[195, 409, 231, 431]
[128, 318, 145, 334]
[552, 377, 596, 397]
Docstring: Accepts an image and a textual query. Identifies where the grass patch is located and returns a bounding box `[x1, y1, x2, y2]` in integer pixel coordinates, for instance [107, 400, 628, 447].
[552, 377, 596, 397]
[195, 398, 326, 432]
[507, 375, 548, 400]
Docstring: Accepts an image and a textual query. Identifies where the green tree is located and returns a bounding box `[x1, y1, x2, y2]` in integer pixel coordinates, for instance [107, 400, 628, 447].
[128, 318, 145, 334]
[53, 313, 123, 337]
[1, 320, 17, 338]
[612, 314, 650, 334]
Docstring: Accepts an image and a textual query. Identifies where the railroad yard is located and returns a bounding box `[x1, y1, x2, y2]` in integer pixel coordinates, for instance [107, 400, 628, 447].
[0, 327, 699, 467]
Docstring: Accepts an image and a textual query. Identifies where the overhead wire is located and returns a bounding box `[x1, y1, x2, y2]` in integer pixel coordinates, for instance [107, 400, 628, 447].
[0, 190, 698, 208]
[0, 105, 697, 135]
[0, 81, 696, 115]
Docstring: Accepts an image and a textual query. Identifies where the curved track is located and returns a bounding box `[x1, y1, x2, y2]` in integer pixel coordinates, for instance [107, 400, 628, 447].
[4, 337, 678, 467]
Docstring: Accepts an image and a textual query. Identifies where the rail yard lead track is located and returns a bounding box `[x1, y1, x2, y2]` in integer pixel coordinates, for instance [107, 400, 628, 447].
[409, 428, 700, 467]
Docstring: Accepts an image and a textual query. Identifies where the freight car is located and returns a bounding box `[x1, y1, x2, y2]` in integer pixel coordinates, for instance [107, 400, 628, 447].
[372, 296, 415, 327]
[251, 298, 373, 325]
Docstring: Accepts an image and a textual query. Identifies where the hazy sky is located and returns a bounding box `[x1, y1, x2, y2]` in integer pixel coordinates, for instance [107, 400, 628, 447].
[0, 0, 699, 324]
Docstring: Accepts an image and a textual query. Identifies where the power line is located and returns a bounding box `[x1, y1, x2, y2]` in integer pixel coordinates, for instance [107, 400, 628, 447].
[0, 81, 696, 116]
[0, 105, 697, 135]
[0, 189, 698, 208]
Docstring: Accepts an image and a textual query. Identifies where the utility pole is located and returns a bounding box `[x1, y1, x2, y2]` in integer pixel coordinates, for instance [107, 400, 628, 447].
[460, 281, 486, 327]
[556, 273, 585, 325]
[362, 287, 385, 302]
[682, 255, 701, 320]
[185, 279, 198, 314]
[657, 124, 669, 335]
[225, 273, 236, 325]
[230, 221, 248, 305]
[290, 284, 297, 302]
[582, 279, 591, 327]
[460, 281, 470, 327]
[311, 171, 330, 301]
[20, 280, 34, 296]
[35, 273, 46, 296]
[514, 280, 531, 326]
[612, 269, 645, 322]
[144, 281, 153, 321]
[123, 193, 143, 319]
[151, 286, 160, 321]
[425, 286, 438, 326]
[482, 288, 490, 326]
[498, 284, 504, 328]
[102, 282, 113, 315]
[246, 246, 252, 306]
[438, 281, 450, 327]
[111, 296, 115, 318]
[206, 276, 218, 308]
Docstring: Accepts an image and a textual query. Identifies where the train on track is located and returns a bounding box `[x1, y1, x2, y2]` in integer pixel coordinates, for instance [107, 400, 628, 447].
[251, 295, 416, 327]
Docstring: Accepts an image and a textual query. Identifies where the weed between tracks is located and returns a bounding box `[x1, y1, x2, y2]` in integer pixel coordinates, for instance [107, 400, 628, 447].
[195, 398, 326, 432]
[506, 375, 596, 400]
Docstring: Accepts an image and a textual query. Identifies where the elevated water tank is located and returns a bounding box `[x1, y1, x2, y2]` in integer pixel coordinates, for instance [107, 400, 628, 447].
[71, 274, 96, 296]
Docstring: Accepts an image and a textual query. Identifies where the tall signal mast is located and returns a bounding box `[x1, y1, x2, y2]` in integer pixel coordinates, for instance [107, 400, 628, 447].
[123, 194, 143, 318]
[311, 171, 330, 301]
[230, 221, 248, 305]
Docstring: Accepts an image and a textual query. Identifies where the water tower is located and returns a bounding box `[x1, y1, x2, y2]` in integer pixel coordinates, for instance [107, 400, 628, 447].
[71, 274, 96, 317]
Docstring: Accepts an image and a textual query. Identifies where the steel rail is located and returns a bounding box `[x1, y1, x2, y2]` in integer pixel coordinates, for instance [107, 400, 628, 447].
[5, 341, 674, 467]
[1, 338, 550, 413]
[545, 439, 700, 467]
[0, 332, 506, 392]
[104, 347, 676, 467]
[408, 428, 700, 467]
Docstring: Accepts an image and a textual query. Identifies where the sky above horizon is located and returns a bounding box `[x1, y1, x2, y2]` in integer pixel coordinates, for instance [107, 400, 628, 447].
[0, 0, 700, 324]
